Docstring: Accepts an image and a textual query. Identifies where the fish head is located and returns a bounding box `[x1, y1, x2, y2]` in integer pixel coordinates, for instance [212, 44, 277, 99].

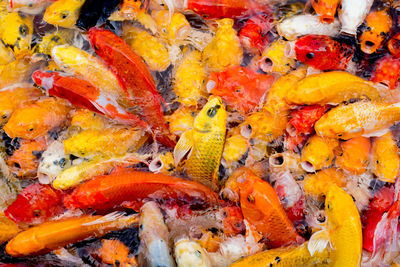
[4, 183, 64, 224]
[193, 96, 227, 133]
[2, 13, 33, 53]
[312, 0, 339, 23]
[87, 28, 114, 59]
[43, 0, 83, 28]
[294, 35, 331, 68]
[359, 11, 392, 55]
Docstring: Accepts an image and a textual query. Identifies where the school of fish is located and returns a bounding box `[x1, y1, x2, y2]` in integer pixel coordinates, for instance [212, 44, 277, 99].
[0, 0, 400, 266]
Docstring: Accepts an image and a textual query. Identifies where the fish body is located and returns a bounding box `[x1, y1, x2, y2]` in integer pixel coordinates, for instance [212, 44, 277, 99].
[202, 18, 243, 72]
[289, 105, 328, 135]
[184, 0, 271, 19]
[223, 168, 304, 247]
[362, 186, 395, 252]
[63, 127, 147, 158]
[277, 14, 340, 41]
[223, 132, 249, 166]
[239, 14, 271, 54]
[229, 241, 329, 267]
[34, 30, 72, 57]
[0, 86, 42, 126]
[174, 239, 211, 267]
[88, 28, 175, 147]
[174, 96, 227, 191]
[371, 132, 400, 183]
[358, 10, 392, 54]
[3, 97, 70, 140]
[8, 0, 53, 14]
[53, 154, 142, 190]
[123, 25, 171, 72]
[32, 70, 146, 127]
[208, 66, 275, 114]
[0, 216, 19, 243]
[371, 55, 400, 89]
[51, 45, 127, 102]
[294, 35, 354, 71]
[0, 53, 37, 88]
[4, 183, 64, 225]
[6, 212, 138, 257]
[0, 41, 14, 65]
[173, 48, 207, 106]
[7, 137, 47, 177]
[335, 137, 370, 174]
[70, 109, 107, 131]
[97, 239, 137, 266]
[139, 202, 175, 267]
[167, 106, 196, 136]
[315, 101, 400, 140]
[0, 12, 33, 55]
[338, 0, 373, 35]
[302, 168, 346, 199]
[43, 0, 85, 28]
[325, 185, 362, 267]
[312, 0, 340, 23]
[286, 71, 380, 105]
[64, 170, 219, 212]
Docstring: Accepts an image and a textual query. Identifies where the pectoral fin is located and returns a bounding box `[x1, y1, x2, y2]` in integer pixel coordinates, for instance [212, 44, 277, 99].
[307, 229, 330, 256]
[174, 130, 194, 166]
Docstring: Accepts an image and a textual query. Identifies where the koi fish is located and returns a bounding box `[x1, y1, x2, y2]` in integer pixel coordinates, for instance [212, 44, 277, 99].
[229, 241, 329, 267]
[3, 97, 71, 140]
[8, 0, 54, 14]
[239, 14, 271, 54]
[207, 66, 275, 114]
[302, 168, 346, 200]
[277, 14, 340, 41]
[358, 10, 392, 54]
[292, 35, 354, 71]
[138, 201, 175, 267]
[0, 85, 42, 126]
[4, 183, 64, 225]
[32, 70, 147, 127]
[371, 55, 400, 89]
[223, 131, 249, 166]
[0, 53, 38, 88]
[6, 212, 139, 257]
[362, 186, 395, 252]
[64, 170, 219, 212]
[174, 239, 212, 267]
[166, 106, 197, 136]
[70, 109, 107, 131]
[325, 184, 362, 266]
[289, 105, 328, 136]
[33, 30, 73, 59]
[51, 45, 127, 104]
[335, 137, 370, 174]
[312, 0, 340, 23]
[315, 101, 400, 140]
[149, 152, 176, 175]
[173, 48, 207, 106]
[300, 135, 338, 172]
[7, 137, 47, 177]
[153, 11, 190, 45]
[122, 24, 171, 72]
[88, 28, 175, 147]
[370, 132, 400, 183]
[338, 0, 374, 35]
[0, 216, 19, 244]
[388, 32, 400, 58]
[286, 71, 380, 105]
[63, 127, 148, 159]
[251, 39, 296, 74]
[0, 12, 33, 55]
[202, 18, 243, 72]
[53, 154, 143, 190]
[0, 41, 14, 65]
[174, 96, 227, 191]
[97, 239, 137, 266]
[274, 2, 304, 22]
[222, 168, 304, 248]
[43, 0, 85, 28]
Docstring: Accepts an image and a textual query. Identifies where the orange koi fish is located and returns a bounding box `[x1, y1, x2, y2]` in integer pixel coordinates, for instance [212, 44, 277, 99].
[312, 0, 341, 23]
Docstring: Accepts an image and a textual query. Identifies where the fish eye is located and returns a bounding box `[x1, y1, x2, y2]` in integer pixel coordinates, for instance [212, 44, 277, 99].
[1, 114, 7, 119]
[33, 210, 41, 217]
[306, 52, 314, 59]
[247, 194, 255, 203]
[28, 127, 34, 132]
[60, 11, 70, 19]
[207, 106, 219, 117]
[19, 24, 29, 37]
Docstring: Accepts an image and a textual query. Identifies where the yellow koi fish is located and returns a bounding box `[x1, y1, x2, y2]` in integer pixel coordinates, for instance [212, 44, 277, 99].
[300, 135, 338, 172]
[52, 45, 127, 100]
[315, 101, 400, 140]
[325, 184, 362, 267]
[173, 48, 207, 106]
[174, 96, 227, 191]
[166, 105, 197, 136]
[0, 12, 33, 55]
[335, 137, 370, 174]
[302, 168, 347, 200]
[202, 18, 243, 72]
[0, 41, 14, 65]
[43, 0, 85, 28]
[286, 71, 381, 105]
